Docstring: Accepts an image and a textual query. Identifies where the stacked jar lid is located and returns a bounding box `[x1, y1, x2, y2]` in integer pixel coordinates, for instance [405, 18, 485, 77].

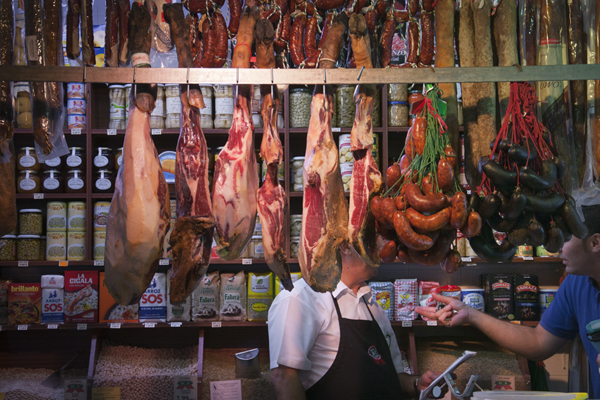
[93, 146, 118, 193]
[67, 83, 86, 130]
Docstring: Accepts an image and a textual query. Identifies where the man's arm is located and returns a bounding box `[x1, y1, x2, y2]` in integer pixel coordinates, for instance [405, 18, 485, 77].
[417, 294, 569, 361]
[271, 365, 307, 400]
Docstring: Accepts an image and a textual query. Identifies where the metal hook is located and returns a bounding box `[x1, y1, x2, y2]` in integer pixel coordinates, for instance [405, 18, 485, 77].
[133, 67, 137, 101]
[357, 66, 365, 81]
[186, 67, 190, 104]
[322, 68, 327, 110]
[271, 67, 274, 100]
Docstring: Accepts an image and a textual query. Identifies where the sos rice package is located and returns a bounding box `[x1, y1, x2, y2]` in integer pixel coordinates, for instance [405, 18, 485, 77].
[418, 281, 440, 321]
[41, 275, 64, 324]
[139, 273, 167, 323]
[192, 271, 220, 321]
[167, 268, 191, 322]
[8, 283, 41, 325]
[99, 272, 138, 323]
[247, 272, 273, 321]
[369, 282, 394, 321]
[394, 279, 418, 321]
[220, 271, 246, 321]
[64, 271, 98, 323]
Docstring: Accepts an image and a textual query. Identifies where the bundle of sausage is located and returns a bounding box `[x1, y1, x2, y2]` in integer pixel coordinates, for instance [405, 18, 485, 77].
[471, 82, 588, 263]
[372, 86, 481, 273]
[103, 0, 129, 67]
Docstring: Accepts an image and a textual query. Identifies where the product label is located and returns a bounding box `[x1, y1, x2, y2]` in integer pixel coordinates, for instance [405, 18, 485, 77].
[139, 273, 166, 322]
[131, 52, 151, 67]
[25, 35, 39, 61]
[68, 178, 84, 190]
[216, 97, 234, 114]
[151, 99, 165, 117]
[67, 155, 82, 168]
[42, 288, 64, 323]
[45, 157, 61, 167]
[20, 155, 36, 168]
[96, 178, 112, 191]
[109, 103, 126, 120]
[166, 97, 182, 114]
[94, 155, 109, 168]
[19, 178, 36, 191]
[43, 178, 59, 191]
[200, 99, 212, 116]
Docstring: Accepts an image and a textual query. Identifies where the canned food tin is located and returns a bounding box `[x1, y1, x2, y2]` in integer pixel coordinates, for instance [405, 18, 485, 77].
[67, 99, 86, 115]
[517, 245, 534, 257]
[94, 231, 106, 261]
[67, 114, 86, 129]
[338, 134, 353, 164]
[67, 231, 86, 261]
[67, 202, 86, 231]
[94, 202, 110, 231]
[462, 289, 485, 312]
[47, 202, 67, 232]
[67, 83, 85, 99]
[46, 231, 67, 261]
[539, 289, 558, 316]
[340, 162, 354, 192]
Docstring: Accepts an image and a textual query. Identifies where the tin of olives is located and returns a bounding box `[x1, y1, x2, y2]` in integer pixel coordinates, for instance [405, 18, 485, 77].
[67, 202, 86, 232]
[67, 232, 86, 261]
[47, 202, 67, 232]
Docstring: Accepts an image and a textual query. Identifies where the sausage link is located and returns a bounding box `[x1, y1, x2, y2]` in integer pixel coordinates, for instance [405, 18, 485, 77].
[200, 18, 215, 68]
[393, 211, 435, 251]
[290, 14, 307, 67]
[407, 20, 419, 64]
[315, 0, 346, 10]
[408, 231, 453, 266]
[460, 211, 482, 237]
[394, 9, 409, 22]
[381, 197, 397, 229]
[419, 11, 434, 65]
[394, 194, 406, 210]
[412, 116, 427, 155]
[380, 15, 395, 68]
[405, 183, 448, 213]
[375, 0, 388, 20]
[440, 249, 461, 273]
[450, 192, 468, 229]
[364, 9, 377, 34]
[376, 221, 398, 241]
[274, 11, 291, 52]
[437, 158, 455, 191]
[422, 0, 434, 12]
[228, 0, 242, 35]
[380, 240, 399, 263]
[408, 0, 420, 15]
[185, 0, 207, 13]
[406, 207, 452, 232]
[304, 16, 318, 59]
[213, 12, 228, 68]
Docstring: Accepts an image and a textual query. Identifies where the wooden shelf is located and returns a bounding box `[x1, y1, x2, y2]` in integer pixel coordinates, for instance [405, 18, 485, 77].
[0, 261, 97, 267]
[16, 193, 87, 199]
[13, 128, 87, 135]
[462, 256, 563, 264]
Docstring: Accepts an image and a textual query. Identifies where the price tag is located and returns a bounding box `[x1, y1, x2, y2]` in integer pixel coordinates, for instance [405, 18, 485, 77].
[94, 260, 104, 267]
[47, 324, 58, 330]
[212, 322, 222, 328]
[402, 320, 412, 328]
[466, 190, 472, 195]
[151, 129, 162, 135]
[159, 259, 170, 266]
[170, 322, 182, 328]
[173, 376, 197, 400]
[110, 323, 121, 329]
[332, 127, 341, 132]
[241, 258, 252, 265]
[107, 129, 117, 136]
[522, 256, 534, 261]
[17, 261, 28, 267]
[91, 387, 120, 400]
[144, 322, 156, 328]
[33, 193, 44, 199]
[427, 320, 438, 326]
[59, 261, 68, 267]
[64, 378, 87, 399]
[461, 257, 472, 262]
[77, 324, 87, 331]
[17, 325, 28, 331]
[71, 128, 82, 135]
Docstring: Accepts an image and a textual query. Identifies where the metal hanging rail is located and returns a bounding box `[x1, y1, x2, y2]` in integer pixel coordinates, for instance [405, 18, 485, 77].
[0, 64, 599, 84]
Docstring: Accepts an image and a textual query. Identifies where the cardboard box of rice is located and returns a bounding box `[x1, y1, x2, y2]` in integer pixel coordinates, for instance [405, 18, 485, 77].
[247, 272, 273, 321]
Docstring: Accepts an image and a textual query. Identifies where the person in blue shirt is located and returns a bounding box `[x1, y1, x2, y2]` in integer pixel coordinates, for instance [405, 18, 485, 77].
[416, 204, 600, 398]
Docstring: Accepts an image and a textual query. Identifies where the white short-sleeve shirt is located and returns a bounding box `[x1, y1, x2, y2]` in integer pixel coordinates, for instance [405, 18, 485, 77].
[268, 278, 404, 390]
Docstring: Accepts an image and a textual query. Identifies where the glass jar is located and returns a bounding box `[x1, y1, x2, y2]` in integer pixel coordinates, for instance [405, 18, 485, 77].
[336, 85, 356, 128]
[340, 162, 354, 192]
[150, 84, 166, 129]
[66, 147, 85, 170]
[165, 84, 181, 129]
[252, 113, 263, 129]
[388, 102, 409, 127]
[388, 83, 408, 102]
[214, 85, 234, 129]
[94, 169, 114, 193]
[17, 235, 42, 261]
[408, 88, 424, 117]
[290, 236, 300, 259]
[94, 147, 114, 171]
[251, 85, 261, 114]
[18, 147, 40, 171]
[115, 147, 123, 170]
[331, 90, 338, 127]
[0, 235, 17, 261]
[17, 170, 40, 194]
[42, 170, 63, 193]
[14, 82, 32, 128]
[249, 235, 264, 259]
[65, 169, 86, 193]
[290, 214, 302, 237]
[291, 157, 305, 192]
[109, 84, 126, 130]
[124, 84, 132, 126]
[289, 88, 312, 128]
[277, 111, 284, 130]
[372, 87, 382, 128]
[200, 85, 214, 129]
[42, 155, 63, 171]
[19, 209, 43, 235]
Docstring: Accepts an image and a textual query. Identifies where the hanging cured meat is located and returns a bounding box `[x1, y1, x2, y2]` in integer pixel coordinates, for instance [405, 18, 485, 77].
[0, 0, 13, 157]
[348, 14, 382, 268]
[0, 142, 17, 238]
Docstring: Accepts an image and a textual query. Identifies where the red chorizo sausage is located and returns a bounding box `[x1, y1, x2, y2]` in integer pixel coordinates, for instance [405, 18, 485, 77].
[422, 0, 434, 13]
[394, 9, 409, 23]
[304, 16, 319, 59]
[315, 0, 346, 10]
[419, 11, 434, 66]
[200, 18, 215, 68]
[407, 20, 419, 64]
[394, 194, 406, 210]
[274, 11, 291, 53]
[364, 9, 377, 34]
[290, 14, 307, 67]
[386, 163, 402, 192]
[450, 192, 468, 229]
[408, 0, 419, 15]
[460, 211, 483, 237]
[393, 211, 435, 251]
[228, 0, 242, 35]
[408, 231, 453, 266]
[412, 117, 427, 155]
[437, 158, 455, 191]
[405, 183, 448, 213]
[380, 15, 395, 68]
[380, 240, 399, 263]
[406, 207, 452, 232]
[376, 221, 398, 241]
[381, 197, 397, 229]
[213, 13, 228, 68]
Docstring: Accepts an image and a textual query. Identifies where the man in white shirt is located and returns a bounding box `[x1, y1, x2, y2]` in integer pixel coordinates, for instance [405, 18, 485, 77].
[269, 241, 443, 400]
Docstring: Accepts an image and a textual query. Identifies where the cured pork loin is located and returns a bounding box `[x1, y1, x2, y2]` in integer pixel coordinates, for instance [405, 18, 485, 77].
[257, 93, 292, 291]
[349, 87, 382, 268]
[299, 89, 349, 292]
[213, 86, 259, 260]
[104, 105, 170, 305]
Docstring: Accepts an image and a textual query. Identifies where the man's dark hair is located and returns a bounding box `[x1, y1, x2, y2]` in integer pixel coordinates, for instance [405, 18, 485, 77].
[581, 205, 600, 236]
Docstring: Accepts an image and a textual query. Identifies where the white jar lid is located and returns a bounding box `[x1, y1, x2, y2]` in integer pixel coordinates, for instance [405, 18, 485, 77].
[20, 209, 42, 213]
[251, 235, 262, 240]
[292, 156, 305, 161]
[1, 235, 17, 239]
[17, 235, 41, 239]
[108, 84, 125, 89]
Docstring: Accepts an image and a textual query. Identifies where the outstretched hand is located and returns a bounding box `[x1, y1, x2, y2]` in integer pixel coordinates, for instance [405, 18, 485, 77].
[417, 370, 456, 398]
[415, 293, 471, 327]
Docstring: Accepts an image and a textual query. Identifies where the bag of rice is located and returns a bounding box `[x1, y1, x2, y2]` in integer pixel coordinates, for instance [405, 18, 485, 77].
[419, 281, 440, 321]
[369, 282, 394, 321]
[41, 275, 65, 324]
[275, 272, 302, 297]
[139, 273, 167, 322]
[220, 271, 246, 321]
[247, 272, 273, 321]
[394, 279, 418, 321]
[191, 271, 220, 321]
[167, 268, 191, 322]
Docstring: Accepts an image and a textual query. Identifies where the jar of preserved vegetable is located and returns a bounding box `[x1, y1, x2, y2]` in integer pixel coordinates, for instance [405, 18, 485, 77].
[290, 214, 302, 237]
[18, 147, 40, 171]
[336, 85, 356, 128]
[200, 85, 214, 129]
[290, 87, 311, 128]
[66, 147, 85, 170]
[372, 87, 382, 128]
[124, 84, 132, 126]
[408, 88, 424, 119]
[42, 170, 63, 193]
[42, 155, 63, 171]
[331, 90, 338, 127]
[249, 235, 264, 259]
[14, 82, 32, 128]
[115, 147, 123, 170]
[109, 84, 126, 130]
[388, 83, 408, 102]
[290, 236, 300, 259]
[17, 170, 40, 194]
[17, 235, 42, 261]
[277, 97, 284, 129]
[388, 102, 409, 127]
[291, 157, 305, 192]
[65, 169, 86, 193]
[19, 209, 43, 235]
[94, 170, 114, 193]
[0, 235, 17, 261]
[165, 84, 181, 129]
[150, 84, 166, 129]
[94, 147, 114, 171]
[214, 85, 234, 129]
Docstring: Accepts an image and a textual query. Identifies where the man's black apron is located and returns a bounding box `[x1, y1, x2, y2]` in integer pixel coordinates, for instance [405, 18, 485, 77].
[305, 294, 404, 400]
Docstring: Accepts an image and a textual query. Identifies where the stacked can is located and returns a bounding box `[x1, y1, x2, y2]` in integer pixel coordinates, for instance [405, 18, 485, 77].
[93, 202, 110, 261]
[67, 202, 86, 261]
[67, 83, 86, 130]
[46, 202, 67, 261]
[338, 134, 354, 192]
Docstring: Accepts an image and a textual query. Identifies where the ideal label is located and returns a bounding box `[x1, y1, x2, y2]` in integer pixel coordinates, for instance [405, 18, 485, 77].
[174, 376, 197, 400]
[64, 378, 88, 399]
[209, 380, 242, 400]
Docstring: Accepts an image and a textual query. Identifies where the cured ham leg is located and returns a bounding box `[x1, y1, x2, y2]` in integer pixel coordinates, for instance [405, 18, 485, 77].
[257, 93, 292, 291]
[104, 105, 170, 305]
[213, 86, 258, 260]
[299, 89, 349, 293]
[348, 14, 383, 267]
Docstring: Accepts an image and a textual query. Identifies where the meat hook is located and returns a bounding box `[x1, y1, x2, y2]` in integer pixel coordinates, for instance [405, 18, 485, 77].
[271, 68, 274, 101]
[322, 69, 328, 111]
[186, 67, 190, 104]
[356, 66, 365, 81]
[419, 351, 479, 400]
[133, 67, 137, 102]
